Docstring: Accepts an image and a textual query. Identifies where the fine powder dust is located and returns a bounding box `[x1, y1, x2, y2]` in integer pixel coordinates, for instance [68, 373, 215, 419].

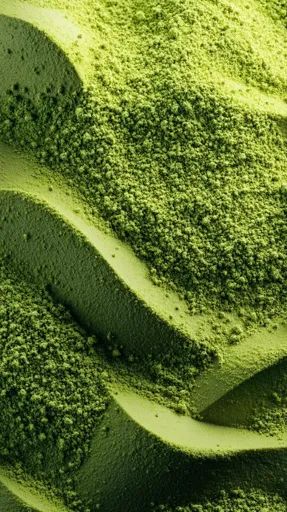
[1, 0, 287, 511]
[1, 0, 287, 325]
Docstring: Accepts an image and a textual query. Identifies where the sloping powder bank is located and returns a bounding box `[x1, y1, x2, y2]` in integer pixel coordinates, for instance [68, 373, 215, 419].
[1, 2, 287, 512]
[191, 322, 287, 413]
[2, 143, 287, 511]
[202, 356, 287, 430]
[76, 387, 287, 512]
[1, 143, 287, 385]
[0, 466, 69, 512]
[0, 142, 215, 359]
[0, 0, 94, 97]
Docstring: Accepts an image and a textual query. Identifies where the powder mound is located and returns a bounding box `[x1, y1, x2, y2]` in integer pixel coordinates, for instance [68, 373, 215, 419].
[1, 0, 287, 321]
[0, 261, 213, 508]
[153, 488, 287, 512]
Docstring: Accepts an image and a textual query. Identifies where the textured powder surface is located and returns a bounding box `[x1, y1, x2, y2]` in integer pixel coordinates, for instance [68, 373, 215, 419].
[0, 261, 212, 505]
[1, 0, 287, 328]
[1, 1, 287, 511]
[250, 370, 287, 437]
[0, 263, 109, 511]
[203, 354, 287, 438]
[259, 0, 287, 26]
[152, 488, 287, 512]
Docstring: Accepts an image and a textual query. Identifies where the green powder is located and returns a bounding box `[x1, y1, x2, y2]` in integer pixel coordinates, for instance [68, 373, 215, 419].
[259, 1, 287, 27]
[152, 488, 287, 512]
[1, 0, 287, 510]
[107, 339, 211, 415]
[250, 369, 287, 437]
[0, 262, 109, 510]
[210, 356, 287, 438]
[1, 0, 287, 326]
[0, 259, 212, 507]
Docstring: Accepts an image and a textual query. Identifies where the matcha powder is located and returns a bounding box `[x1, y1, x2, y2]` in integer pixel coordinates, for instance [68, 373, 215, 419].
[0, 263, 108, 510]
[152, 488, 287, 512]
[1, 0, 287, 321]
[1, 0, 287, 510]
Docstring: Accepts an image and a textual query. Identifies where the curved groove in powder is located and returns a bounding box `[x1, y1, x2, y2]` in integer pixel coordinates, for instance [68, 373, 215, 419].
[1, 150, 287, 510]
[1, 3, 287, 511]
[1, 142, 287, 404]
[76, 387, 287, 512]
[0, 4, 84, 98]
[192, 323, 287, 415]
[0, 143, 208, 358]
[0, 466, 68, 512]
[4, 184, 287, 511]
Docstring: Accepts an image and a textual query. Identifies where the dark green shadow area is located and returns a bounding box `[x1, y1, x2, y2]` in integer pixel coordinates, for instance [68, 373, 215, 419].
[0, 13, 81, 98]
[77, 388, 287, 512]
[1, 144, 287, 512]
[203, 355, 287, 430]
[0, 143, 214, 361]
